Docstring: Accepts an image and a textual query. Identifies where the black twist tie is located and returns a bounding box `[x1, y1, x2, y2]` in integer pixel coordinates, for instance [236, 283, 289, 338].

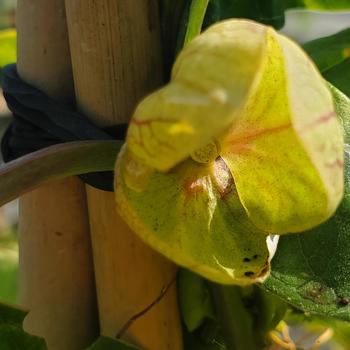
[1, 64, 127, 191]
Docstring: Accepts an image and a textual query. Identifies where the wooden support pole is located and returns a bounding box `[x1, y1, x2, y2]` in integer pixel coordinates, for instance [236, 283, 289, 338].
[16, 1, 99, 349]
[64, 1, 183, 349]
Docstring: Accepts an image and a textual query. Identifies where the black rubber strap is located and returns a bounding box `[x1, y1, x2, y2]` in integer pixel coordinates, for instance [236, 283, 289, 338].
[1, 64, 127, 191]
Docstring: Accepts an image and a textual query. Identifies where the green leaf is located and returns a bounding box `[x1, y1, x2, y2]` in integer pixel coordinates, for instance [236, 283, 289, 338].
[206, 0, 285, 29]
[0, 29, 16, 68]
[0, 303, 47, 350]
[263, 85, 350, 321]
[210, 285, 258, 350]
[323, 57, 350, 98]
[303, 28, 350, 72]
[178, 269, 215, 332]
[159, 0, 188, 77]
[283, 0, 305, 8]
[0, 140, 120, 207]
[85, 337, 141, 350]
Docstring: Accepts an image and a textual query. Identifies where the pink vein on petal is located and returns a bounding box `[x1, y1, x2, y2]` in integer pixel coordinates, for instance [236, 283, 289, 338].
[226, 122, 291, 154]
[225, 111, 337, 155]
[130, 117, 178, 126]
[298, 111, 336, 133]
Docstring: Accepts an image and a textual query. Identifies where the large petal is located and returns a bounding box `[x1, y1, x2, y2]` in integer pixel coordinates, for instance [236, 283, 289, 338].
[220, 28, 343, 233]
[126, 20, 269, 171]
[115, 147, 275, 285]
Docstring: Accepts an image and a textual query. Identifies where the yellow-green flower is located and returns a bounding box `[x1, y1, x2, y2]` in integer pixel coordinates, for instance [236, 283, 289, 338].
[115, 20, 343, 285]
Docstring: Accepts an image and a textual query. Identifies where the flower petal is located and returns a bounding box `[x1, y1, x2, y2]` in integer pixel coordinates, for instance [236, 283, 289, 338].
[126, 20, 269, 171]
[115, 148, 274, 285]
[220, 28, 343, 233]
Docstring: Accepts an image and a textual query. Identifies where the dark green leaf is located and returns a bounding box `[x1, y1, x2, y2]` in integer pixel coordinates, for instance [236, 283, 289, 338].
[0, 303, 26, 325]
[159, 0, 188, 78]
[284, 0, 305, 8]
[303, 28, 350, 72]
[85, 337, 141, 350]
[178, 269, 215, 332]
[0, 303, 47, 350]
[323, 58, 350, 98]
[263, 85, 350, 321]
[205, 0, 285, 29]
[183, 328, 227, 350]
[210, 285, 258, 350]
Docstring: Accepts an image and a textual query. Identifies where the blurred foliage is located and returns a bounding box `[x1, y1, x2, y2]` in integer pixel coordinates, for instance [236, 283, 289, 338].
[0, 229, 18, 305]
[0, 0, 16, 30]
[0, 29, 16, 68]
[285, 0, 350, 9]
[0, 302, 47, 350]
[205, 0, 285, 29]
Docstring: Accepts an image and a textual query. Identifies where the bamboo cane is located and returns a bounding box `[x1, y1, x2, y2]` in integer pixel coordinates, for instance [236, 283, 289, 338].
[16, 1, 99, 349]
[64, 1, 183, 349]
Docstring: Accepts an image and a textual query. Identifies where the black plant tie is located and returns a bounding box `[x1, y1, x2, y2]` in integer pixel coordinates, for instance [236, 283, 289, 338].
[1, 64, 127, 191]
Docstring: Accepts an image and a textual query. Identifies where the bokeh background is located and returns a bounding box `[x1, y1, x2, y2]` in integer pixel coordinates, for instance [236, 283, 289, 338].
[0, 1, 350, 349]
[0, 0, 17, 306]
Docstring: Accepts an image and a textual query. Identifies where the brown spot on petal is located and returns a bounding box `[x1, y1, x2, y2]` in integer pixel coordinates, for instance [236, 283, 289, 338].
[213, 157, 234, 198]
[183, 176, 209, 198]
[244, 271, 255, 277]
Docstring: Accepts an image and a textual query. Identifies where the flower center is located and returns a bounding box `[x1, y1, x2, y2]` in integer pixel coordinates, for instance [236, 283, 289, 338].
[190, 141, 220, 164]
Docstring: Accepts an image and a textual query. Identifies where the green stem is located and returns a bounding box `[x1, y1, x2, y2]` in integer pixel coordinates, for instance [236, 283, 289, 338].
[210, 283, 259, 350]
[183, 0, 209, 46]
[0, 140, 120, 207]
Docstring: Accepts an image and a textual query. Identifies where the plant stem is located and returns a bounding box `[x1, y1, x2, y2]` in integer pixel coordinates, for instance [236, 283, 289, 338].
[184, 0, 210, 46]
[0, 140, 120, 207]
[210, 283, 259, 350]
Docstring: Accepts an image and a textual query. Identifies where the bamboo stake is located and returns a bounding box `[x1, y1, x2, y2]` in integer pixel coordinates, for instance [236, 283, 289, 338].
[16, 1, 99, 349]
[64, 1, 183, 349]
